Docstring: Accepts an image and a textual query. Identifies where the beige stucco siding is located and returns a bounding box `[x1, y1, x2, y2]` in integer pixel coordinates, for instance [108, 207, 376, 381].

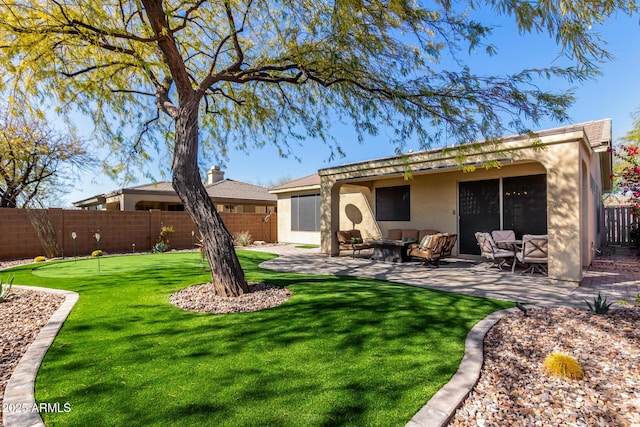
[276, 192, 322, 245]
[121, 194, 182, 211]
[338, 189, 381, 240]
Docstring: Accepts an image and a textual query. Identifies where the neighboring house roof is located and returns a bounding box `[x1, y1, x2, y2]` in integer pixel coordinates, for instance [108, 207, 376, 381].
[73, 179, 276, 208]
[206, 179, 277, 204]
[105, 181, 175, 197]
[269, 173, 321, 194]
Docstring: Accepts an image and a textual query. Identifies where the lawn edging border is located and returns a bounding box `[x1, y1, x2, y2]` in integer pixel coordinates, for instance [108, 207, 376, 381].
[406, 306, 519, 427]
[3, 286, 79, 427]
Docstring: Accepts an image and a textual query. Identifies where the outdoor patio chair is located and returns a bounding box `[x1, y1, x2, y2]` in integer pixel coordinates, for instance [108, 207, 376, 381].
[441, 234, 458, 258]
[475, 232, 514, 270]
[387, 228, 419, 242]
[491, 229, 516, 250]
[516, 234, 548, 275]
[407, 233, 449, 266]
[336, 229, 372, 258]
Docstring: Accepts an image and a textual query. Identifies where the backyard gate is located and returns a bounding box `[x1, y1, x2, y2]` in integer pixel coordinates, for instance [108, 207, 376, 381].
[604, 206, 636, 246]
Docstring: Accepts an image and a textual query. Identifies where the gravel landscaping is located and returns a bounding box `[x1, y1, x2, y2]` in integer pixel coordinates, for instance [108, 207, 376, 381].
[449, 306, 640, 427]
[0, 288, 65, 424]
[169, 282, 291, 313]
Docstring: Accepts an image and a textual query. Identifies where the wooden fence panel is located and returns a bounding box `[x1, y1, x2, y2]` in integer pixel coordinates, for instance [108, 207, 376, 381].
[604, 206, 635, 246]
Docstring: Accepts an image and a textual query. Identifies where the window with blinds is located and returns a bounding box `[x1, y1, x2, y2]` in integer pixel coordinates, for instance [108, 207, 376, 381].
[291, 194, 320, 231]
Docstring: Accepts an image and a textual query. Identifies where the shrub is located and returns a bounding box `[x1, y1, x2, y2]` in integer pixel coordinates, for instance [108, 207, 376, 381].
[34, 256, 47, 263]
[234, 231, 253, 246]
[543, 352, 584, 380]
[153, 242, 168, 253]
[585, 293, 613, 315]
[0, 274, 15, 303]
[91, 250, 103, 257]
[157, 225, 174, 247]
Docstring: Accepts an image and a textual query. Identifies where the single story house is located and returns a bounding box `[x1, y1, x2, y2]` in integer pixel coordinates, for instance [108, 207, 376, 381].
[272, 119, 613, 282]
[74, 166, 277, 214]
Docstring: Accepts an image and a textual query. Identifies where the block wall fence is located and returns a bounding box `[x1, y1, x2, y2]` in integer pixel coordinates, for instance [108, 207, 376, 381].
[0, 208, 277, 260]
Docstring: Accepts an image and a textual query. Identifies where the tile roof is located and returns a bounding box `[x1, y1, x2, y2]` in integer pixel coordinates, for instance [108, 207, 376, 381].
[75, 179, 275, 207]
[206, 179, 276, 202]
[124, 182, 175, 192]
[536, 118, 612, 147]
[269, 174, 321, 192]
[318, 118, 613, 175]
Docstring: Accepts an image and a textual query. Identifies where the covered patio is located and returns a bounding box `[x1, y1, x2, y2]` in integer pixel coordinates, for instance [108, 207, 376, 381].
[318, 120, 612, 283]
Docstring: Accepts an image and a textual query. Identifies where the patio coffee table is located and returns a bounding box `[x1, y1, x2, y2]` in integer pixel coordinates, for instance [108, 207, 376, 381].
[369, 240, 412, 263]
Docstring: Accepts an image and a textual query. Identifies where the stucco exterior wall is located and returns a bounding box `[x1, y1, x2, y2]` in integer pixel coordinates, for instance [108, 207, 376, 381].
[334, 163, 546, 255]
[275, 191, 321, 245]
[579, 141, 606, 269]
[338, 187, 381, 240]
[119, 193, 182, 211]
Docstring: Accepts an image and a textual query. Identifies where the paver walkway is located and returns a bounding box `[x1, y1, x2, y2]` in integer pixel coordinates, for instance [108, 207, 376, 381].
[250, 244, 640, 307]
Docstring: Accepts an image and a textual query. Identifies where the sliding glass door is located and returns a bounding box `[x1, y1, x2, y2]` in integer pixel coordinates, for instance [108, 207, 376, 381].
[459, 179, 500, 254]
[458, 174, 547, 255]
[502, 174, 547, 237]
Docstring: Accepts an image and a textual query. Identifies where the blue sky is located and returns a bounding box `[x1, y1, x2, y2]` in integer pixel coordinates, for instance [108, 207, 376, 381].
[60, 11, 640, 207]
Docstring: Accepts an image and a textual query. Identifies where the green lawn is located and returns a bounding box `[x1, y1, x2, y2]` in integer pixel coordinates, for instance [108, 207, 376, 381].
[7, 251, 512, 426]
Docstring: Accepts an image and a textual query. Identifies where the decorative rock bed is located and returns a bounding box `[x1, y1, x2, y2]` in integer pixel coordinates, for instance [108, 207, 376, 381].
[0, 289, 65, 424]
[448, 306, 640, 427]
[169, 282, 291, 313]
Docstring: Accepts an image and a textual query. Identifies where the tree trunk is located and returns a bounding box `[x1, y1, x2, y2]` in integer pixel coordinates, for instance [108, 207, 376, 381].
[171, 101, 249, 297]
[25, 208, 61, 259]
[0, 187, 18, 208]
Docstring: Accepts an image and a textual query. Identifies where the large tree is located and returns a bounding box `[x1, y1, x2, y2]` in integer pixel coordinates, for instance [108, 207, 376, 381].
[0, 108, 93, 208]
[0, 0, 636, 296]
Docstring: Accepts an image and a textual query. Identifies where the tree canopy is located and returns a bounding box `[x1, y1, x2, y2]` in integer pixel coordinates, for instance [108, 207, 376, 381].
[0, 108, 94, 208]
[1, 1, 636, 175]
[0, 0, 637, 295]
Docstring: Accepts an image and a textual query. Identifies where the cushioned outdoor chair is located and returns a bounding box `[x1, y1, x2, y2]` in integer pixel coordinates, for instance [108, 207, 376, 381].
[516, 234, 549, 275]
[491, 229, 516, 250]
[441, 234, 458, 258]
[408, 233, 450, 266]
[387, 228, 419, 243]
[475, 232, 514, 270]
[336, 229, 372, 258]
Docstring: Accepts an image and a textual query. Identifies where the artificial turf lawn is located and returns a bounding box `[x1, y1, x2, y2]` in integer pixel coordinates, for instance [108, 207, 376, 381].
[7, 251, 512, 426]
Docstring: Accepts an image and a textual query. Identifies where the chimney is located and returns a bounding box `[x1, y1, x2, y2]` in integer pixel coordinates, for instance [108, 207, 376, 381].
[206, 166, 224, 185]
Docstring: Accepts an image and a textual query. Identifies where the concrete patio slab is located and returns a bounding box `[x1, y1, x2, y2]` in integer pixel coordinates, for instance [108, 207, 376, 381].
[252, 245, 638, 307]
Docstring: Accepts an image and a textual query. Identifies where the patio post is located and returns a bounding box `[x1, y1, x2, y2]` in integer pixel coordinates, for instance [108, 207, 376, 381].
[320, 175, 341, 256]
